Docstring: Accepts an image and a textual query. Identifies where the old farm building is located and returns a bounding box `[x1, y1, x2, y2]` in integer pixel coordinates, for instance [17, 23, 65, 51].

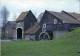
[16, 10, 37, 40]
[3, 10, 80, 40]
[39, 10, 80, 39]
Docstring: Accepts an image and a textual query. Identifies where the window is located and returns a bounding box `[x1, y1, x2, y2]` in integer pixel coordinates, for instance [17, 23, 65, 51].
[63, 21, 65, 23]
[43, 23, 46, 28]
[42, 23, 46, 32]
[54, 19, 57, 24]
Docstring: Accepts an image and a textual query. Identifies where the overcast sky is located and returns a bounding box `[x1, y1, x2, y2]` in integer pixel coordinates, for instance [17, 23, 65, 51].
[0, 0, 80, 21]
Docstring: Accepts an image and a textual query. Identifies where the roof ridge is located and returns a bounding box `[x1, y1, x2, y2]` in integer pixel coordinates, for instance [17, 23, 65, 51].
[16, 11, 29, 22]
[62, 11, 80, 23]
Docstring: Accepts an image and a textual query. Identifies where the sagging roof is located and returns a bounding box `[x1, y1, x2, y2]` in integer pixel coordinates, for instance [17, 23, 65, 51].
[68, 13, 80, 22]
[16, 11, 29, 22]
[25, 23, 40, 34]
[39, 10, 80, 24]
[61, 11, 80, 23]
[48, 11, 80, 24]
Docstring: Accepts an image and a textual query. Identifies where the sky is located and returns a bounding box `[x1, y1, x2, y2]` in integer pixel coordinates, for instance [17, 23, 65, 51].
[0, 0, 80, 22]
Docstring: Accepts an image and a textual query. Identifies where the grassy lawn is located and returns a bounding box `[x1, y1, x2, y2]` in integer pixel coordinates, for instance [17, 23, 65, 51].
[1, 28, 80, 56]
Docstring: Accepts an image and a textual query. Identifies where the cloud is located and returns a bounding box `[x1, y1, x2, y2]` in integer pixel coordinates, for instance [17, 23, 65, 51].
[0, 0, 80, 21]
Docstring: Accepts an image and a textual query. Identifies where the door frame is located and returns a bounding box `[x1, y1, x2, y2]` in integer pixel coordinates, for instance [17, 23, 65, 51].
[16, 27, 23, 40]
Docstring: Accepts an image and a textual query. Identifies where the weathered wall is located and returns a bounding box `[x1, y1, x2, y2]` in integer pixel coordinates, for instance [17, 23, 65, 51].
[24, 11, 37, 31]
[53, 31, 68, 38]
[25, 35, 36, 40]
[16, 22, 24, 39]
[16, 22, 24, 28]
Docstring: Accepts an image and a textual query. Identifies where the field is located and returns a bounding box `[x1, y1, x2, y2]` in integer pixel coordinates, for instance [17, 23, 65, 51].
[1, 28, 80, 56]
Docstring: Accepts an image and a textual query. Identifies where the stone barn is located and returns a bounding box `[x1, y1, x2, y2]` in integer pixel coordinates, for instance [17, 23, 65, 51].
[16, 10, 37, 40]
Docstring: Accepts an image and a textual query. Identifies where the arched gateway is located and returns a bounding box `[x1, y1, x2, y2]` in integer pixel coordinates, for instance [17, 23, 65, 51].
[17, 28, 22, 39]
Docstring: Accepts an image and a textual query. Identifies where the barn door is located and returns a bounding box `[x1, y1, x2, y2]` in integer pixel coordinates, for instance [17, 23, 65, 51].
[17, 28, 22, 39]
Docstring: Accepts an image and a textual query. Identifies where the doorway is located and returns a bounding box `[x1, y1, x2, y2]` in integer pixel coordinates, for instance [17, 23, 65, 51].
[17, 28, 22, 39]
[48, 31, 53, 40]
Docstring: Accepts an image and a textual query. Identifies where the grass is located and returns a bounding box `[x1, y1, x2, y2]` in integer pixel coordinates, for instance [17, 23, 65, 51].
[1, 28, 80, 56]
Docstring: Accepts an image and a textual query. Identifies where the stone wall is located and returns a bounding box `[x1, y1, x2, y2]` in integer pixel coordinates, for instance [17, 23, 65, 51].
[16, 22, 24, 39]
[25, 35, 36, 40]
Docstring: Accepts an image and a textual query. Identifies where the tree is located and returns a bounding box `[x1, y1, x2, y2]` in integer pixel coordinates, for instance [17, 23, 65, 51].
[1, 6, 9, 39]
